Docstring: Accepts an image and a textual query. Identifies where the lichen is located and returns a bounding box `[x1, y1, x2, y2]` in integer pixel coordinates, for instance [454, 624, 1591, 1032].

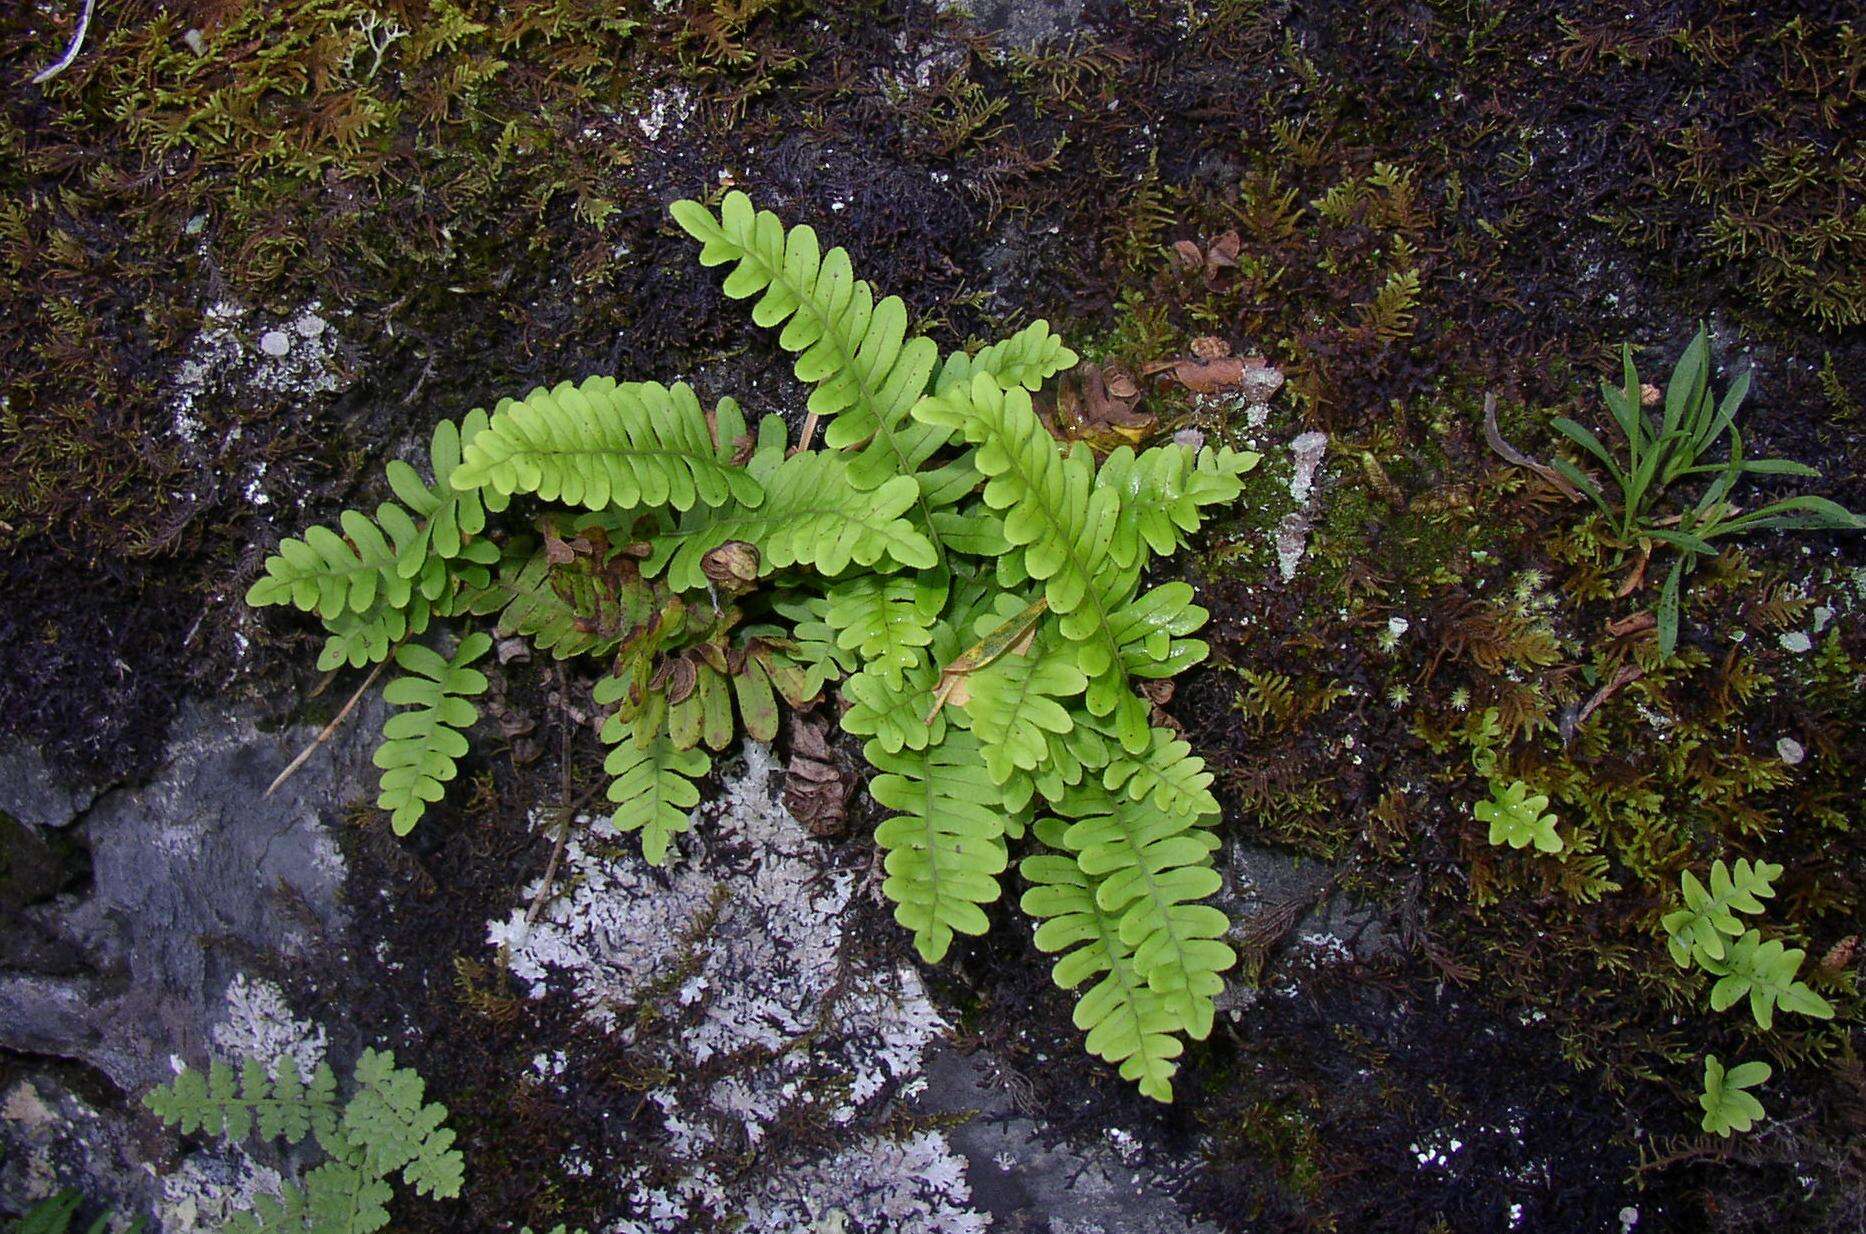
[489, 742, 984, 1233]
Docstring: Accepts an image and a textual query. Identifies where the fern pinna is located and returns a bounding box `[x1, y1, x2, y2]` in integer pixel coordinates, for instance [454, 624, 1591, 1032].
[248, 191, 1260, 1100]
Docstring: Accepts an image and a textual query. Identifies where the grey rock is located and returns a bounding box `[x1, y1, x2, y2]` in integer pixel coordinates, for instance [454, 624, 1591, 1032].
[964, 0, 1087, 52]
[0, 739, 99, 830]
[0, 696, 381, 1093]
[0, 1073, 160, 1224]
[914, 1048, 1218, 1234]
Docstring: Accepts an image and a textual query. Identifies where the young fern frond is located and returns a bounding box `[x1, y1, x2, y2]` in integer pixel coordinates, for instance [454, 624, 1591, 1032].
[449, 378, 765, 513]
[1661, 857, 1782, 968]
[867, 727, 1022, 963]
[935, 319, 1080, 395]
[1021, 818, 1186, 1102]
[599, 722, 709, 866]
[374, 634, 491, 834]
[1102, 727, 1222, 821]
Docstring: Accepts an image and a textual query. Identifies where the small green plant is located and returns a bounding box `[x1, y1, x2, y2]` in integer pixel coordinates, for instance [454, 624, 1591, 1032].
[1697, 1054, 1770, 1137]
[1701, 930, 1835, 1031]
[143, 1050, 464, 1234]
[247, 192, 1264, 1101]
[1661, 857, 1782, 968]
[1550, 327, 1864, 653]
[1459, 708, 1562, 855]
[1475, 778, 1562, 853]
[8, 1191, 141, 1234]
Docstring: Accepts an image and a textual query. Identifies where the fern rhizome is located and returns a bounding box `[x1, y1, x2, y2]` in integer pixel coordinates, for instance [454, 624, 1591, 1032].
[247, 192, 1262, 1101]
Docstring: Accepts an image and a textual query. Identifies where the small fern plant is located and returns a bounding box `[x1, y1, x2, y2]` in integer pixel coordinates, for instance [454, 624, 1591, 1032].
[1697, 1054, 1770, 1137]
[247, 191, 1262, 1101]
[143, 1050, 464, 1234]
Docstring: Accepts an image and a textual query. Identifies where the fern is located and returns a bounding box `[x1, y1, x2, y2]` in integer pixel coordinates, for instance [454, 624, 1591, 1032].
[250, 193, 1252, 1101]
[1020, 818, 1186, 1102]
[599, 724, 709, 866]
[247, 415, 501, 670]
[825, 573, 938, 690]
[1474, 779, 1562, 853]
[465, 542, 635, 660]
[868, 727, 1021, 963]
[916, 373, 1222, 753]
[672, 193, 944, 491]
[1049, 778, 1231, 1040]
[1698, 1055, 1770, 1137]
[144, 1049, 463, 1234]
[375, 634, 491, 834]
[1662, 857, 1783, 968]
[935, 319, 1079, 395]
[450, 378, 765, 513]
[647, 448, 936, 591]
[12, 1191, 141, 1234]
[1701, 929, 1835, 1030]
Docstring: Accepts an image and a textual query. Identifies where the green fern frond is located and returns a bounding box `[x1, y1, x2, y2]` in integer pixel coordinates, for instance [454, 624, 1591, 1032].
[1020, 818, 1186, 1101]
[672, 192, 942, 491]
[248, 415, 500, 633]
[646, 450, 937, 591]
[12, 1189, 141, 1234]
[316, 598, 435, 671]
[383, 410, 505, 575]
[841, 656, 944, 754]
[768, 593, 859, 688]
[826, 573, 937, 690]
[245, 507, 425, 621]
[867, 727, 1021, 963]
[962, 638, 1088, 786]
[374, 635, 491, 834]
[1702, 930, 1835, 1030]
[449, 378, 764, 513]
[1096, 442, 1261, 570]
[156, 1048, 465, 1234]
[1051, 782, 1231, 1040]
[1025, 718, 1114, 814]
[917, 373, 1214, 751]
[144, 1056, 340, 1147]
[1661, 857, 1782, 968]
[1699, 1055, 1770, 1137]
[343, 1048, 465, 1200]
[599, 724, 709, 866]
[1102, 727, 1221, 820]
[936, 319, 1079, 395]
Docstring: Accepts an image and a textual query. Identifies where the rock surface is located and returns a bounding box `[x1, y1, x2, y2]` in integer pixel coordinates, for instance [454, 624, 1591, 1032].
[3, 709, 1233, 1232]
